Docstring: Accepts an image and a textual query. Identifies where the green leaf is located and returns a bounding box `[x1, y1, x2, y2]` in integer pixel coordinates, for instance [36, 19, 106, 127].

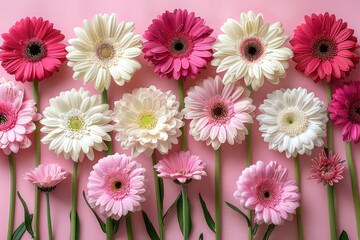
[17, 192, 34, 238]
[163, 192, 181, 221]
[199, 233, 204, 240]
[69, 211, 80, 239]
[11, 215, 33, 240]
[199, 194, 215, 233]
[177, 191, 192, 238]
[263, 224, 276, 240]
[225, 201, 251, 228]
[339, 230, 349, 240]
[113, 219, 120, 234]
[142, 211, 160, 240]
[252, 224, 259, 236]
[82, 191, 106, 233]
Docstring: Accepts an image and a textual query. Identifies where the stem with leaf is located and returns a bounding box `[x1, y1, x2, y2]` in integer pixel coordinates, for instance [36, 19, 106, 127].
[181, 184, 189, 240]
[177, 79, 188, 151]
[70, 162, 78, 240]
[294, 155, 303, 240]
[45, 192, 53, 240]
[246, 123, 253, 240]
[152, 153, 164, 240]
[7, 154, 15, 240]
[215, 147, 221, 240]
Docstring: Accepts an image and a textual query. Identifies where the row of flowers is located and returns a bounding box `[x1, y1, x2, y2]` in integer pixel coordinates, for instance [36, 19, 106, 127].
[0, 8, 359, 240]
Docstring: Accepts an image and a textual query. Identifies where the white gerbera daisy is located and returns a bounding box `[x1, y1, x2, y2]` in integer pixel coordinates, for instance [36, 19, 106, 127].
[66, 13, 142, 92]
[212, 11, 293, 91]
[257, 88, 328, 158]
[113, 86, 183, 158]
[41, 88, 113, 162]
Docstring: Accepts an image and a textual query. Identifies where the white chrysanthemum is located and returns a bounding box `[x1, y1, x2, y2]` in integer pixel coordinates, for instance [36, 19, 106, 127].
[257, 88, 328, 158]
[113, 86, 183, 158]
[66, 13, 142, 91]
[41, 88, 113, 162]
[212, 11, 293, 91]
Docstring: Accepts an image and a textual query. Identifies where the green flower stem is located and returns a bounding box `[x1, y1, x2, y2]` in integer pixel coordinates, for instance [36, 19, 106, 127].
[327, 185, 337, 240]
[70, 162, 79, 240]
[181, 184, 189, 240]
[7, 154, 15, 240]
[101, 89, 113, 155]
[125, 214, 133, 240]
[106, 218, 114, 240]
[33, 80, 41, 240]
[345, 142, 360, 240]
[177, 79, 188, 151]
[215, 147, 221, 240]
[152, 153, 164, 240]
[294, 156, 303, 240]
[246, 123, 253, 240]
[325, 82, 333, 152]
[45, 192, 53, 240]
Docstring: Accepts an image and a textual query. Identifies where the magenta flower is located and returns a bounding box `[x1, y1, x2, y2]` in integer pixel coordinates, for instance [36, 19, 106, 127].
[329, 82, 360, 143]
[0, 17, 67, 82]
[87, 153, 147, 220]
[234, 161, 300, 225]
[290, 13, 359, 82]
[155, 151, 206, 184]
[143, 9, 215, 80]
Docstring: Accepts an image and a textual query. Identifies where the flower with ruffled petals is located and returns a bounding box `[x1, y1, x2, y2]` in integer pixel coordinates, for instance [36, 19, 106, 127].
[0, 17, 67, 82]
[0, 78, 40, 154]
[183, 75, 255, 150]
[212, 11, 293, 90]
[290, 12, 359, 82]
[40, 88, 113, 162]
[143, 9, 215, 80]
[329, 81, 360, 143]
[87, 153, 147, 220]
[67, 13, 142, 91]
[155, 151, 206, 184]
[234, 161, 300, 225]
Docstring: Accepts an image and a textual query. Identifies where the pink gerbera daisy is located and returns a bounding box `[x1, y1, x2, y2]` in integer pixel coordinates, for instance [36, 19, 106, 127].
[183, 75, 255, 150]
[24, 163, 67, 192]
[155, 151, 206, 184]
[329, 81, 360, 143]
[0, 78, 40, 154]
[234, 161, 300, 225]
[290, 13, 359, 82]
[309, 149, 344, 186]
[143, 9, 215, 80]
[0, 17, 67, 82]
[87, 153, 147, 220]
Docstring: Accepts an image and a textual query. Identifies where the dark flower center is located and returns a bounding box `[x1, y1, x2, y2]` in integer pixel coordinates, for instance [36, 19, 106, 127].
[211, 104, 227, 120]
[264, 191, 270, 198]
[25, 40, 46, 62]
[241, 38, 263, 62]
[312, 37, 337, 60]
[112, 180, 122, 192]
[170, 38, 188, 55]
[0, 114, 7, 124]
[350, 100, 360, 123]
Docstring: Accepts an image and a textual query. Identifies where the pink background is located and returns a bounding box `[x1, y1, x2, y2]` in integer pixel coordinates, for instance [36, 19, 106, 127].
[1, 0, 360, 239]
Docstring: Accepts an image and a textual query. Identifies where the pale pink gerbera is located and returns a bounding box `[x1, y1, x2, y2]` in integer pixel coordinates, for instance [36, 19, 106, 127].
[155, 151, 206, 184]
[290, 13, 359, 82]
[234, 161, 300, 225]
[0, 78, 40, 154]
[87, 153, 147, 220]
[329, 82, 360, 143]
[309, 149, 344, 186]
[183, 75, 255, 150]
[143, 9, 215, 80]
[0, 17, 67, 82]
[24, 164, 67, 192]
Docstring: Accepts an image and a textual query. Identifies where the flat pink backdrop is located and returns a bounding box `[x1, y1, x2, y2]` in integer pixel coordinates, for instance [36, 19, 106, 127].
[1, 0, 360, 239]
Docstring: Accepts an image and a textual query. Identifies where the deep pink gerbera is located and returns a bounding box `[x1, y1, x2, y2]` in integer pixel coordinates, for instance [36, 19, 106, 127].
[290, 13, 359, 82]
[329, 81, 360, 143]
[0, 17, 67, 82]
[143, 9, 215, 80]
[234, 161, 300, 225]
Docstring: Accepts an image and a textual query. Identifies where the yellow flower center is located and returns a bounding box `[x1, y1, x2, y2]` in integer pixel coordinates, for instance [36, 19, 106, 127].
[97, 43, 115, 60]
[278, 108, 308, 137]
[0, 114, 7, 124]
[139, 113, 157, 129]
[68, 117, 84, 131]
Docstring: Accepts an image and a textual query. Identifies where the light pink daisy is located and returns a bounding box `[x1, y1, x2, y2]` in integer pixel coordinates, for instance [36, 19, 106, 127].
[234, 161, 300, 225]
[24, 164, 67, 192]
[309, 149, 344, 186]
[87, 153, 147, 220]
[0, 78, 40, 155]
[155, 151, 206, 184]
[183, 75, 255, 150]
[143, 9, 215, 80]
[329, 81, 360, 143]
[290, 13, 359, 82]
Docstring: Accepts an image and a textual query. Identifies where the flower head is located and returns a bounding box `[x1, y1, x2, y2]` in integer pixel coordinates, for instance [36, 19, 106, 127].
[183, 75, 255, 150]
[40, 88, 113, 162]
[0, 78, 40, 155]
[24, 164, 67, 192]
[234, 161, 300, 225]
[67, 13, 142, 91]
[87, 153, 147, 220]
[113, 86, 183, 157]
[257, 88, 328, 158]
[212, 11, 293, 90]
[309, 149, 344, 186]
[155, 151, 206, 184]
[329, 82, 360, 143]
[0, 17, 67, 82]
[290, 12, 359, 82]
[143, 9, 215, 80]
